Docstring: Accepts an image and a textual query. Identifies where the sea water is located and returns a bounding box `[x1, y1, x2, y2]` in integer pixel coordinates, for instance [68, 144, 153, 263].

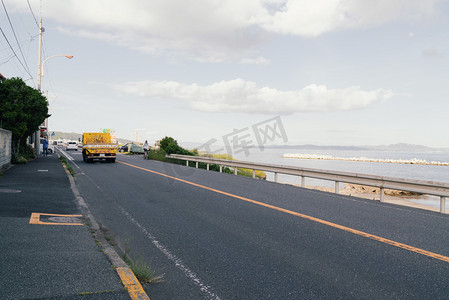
[232, 148, 449, 209]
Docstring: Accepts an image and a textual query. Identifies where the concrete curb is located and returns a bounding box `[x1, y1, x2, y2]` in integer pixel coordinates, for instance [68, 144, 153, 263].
[58, 152, 150, 300]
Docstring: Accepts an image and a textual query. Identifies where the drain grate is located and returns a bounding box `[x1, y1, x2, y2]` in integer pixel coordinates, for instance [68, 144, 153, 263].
[29, 213, 84, 225]
[48, 216, 82, 223]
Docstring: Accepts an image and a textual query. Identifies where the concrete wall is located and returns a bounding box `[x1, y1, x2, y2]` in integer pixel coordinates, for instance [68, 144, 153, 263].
[0, 128, 12, 171]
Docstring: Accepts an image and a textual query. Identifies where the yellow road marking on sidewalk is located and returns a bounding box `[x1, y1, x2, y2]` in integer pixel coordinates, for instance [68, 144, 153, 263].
[29, 213, 149, 297]
[118, 160, 449, 264]
[29, 213, 84, 225]
[116, 267, 150, 300]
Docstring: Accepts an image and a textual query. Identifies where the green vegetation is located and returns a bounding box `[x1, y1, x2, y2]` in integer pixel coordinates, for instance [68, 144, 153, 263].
[145, 136, 193, 166]
[159, 136, 193, 155]
[120, 242, 163, 284]
[59, 156, 75, 177]
[129, 257, 164, 284]
[147, 148, 168, 161]
[11, 143, 35, 164]
[78, 291, 116, 296]
[0, 77, 49, 158]
[204, 153, 266, 179]
[146, 136, 266, 179]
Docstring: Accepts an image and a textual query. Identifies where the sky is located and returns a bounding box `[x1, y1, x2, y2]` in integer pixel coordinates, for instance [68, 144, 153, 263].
[1, 0, 449, 150]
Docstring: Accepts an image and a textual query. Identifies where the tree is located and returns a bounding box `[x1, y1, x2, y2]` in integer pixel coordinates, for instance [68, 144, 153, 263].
[159, 136, 192, 155]
[0, 77, 49, 156]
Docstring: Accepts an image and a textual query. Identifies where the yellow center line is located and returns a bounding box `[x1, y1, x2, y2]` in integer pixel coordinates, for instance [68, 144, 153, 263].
[117, 160, 449, 263]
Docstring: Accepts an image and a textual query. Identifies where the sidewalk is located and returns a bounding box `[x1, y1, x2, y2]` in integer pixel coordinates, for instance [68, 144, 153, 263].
[0, 153, 130, 299]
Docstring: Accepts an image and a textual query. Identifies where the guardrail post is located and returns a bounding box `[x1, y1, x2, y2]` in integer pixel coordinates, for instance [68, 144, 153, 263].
[164, 155, 449, 211]
[440, 196, 446, 213]
[195, 162, 198, 168]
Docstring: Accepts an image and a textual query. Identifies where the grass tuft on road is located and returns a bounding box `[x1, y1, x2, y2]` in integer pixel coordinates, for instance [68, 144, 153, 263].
[59, 156, 75, 177]
[130, 257, 164, 284]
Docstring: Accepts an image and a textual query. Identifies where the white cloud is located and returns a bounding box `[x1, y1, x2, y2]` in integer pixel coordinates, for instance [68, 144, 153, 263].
[39, 0, 271, 62]
[422, 47, 445, 58]
[239, 56, 271, 65]
[117, 78, 393, 114]
[258, 0, 439, 37]
[23, 0, 439, 62]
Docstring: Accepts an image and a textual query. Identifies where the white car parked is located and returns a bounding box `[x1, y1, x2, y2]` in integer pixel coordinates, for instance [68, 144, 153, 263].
[66, 141, 78, 151]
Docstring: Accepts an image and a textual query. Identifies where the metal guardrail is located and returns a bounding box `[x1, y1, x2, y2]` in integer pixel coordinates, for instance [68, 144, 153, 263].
[166, 154, 449, 214]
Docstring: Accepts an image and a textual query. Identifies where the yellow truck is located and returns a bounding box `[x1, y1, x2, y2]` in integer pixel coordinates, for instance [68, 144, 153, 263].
[82, 132, 118, 163]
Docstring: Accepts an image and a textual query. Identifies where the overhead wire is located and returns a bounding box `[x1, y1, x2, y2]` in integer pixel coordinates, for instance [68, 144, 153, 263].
[11, 0, 39, 84]
[27, 0, 39, 29]
[0, 38, 22, 74]
[23, 0, 41, 87]
[0, 0, 34, 79]
[0, 53, 15, 65]
[0, 26, 33, 79]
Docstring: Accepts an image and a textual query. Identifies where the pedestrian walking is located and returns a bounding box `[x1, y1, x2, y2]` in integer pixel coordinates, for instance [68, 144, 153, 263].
[42, 137, 49, 157]
[143, 140, 150, 159]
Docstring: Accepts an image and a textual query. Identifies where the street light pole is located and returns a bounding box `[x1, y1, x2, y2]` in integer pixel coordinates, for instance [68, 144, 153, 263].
[41, 55, 74, 77]
[34, 17, 43, 155]
[34, 17, 73, 156]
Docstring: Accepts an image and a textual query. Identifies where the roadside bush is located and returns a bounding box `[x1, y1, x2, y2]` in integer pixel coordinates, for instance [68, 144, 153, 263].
[21, 144, 36, 160]
[10, 144, 36, 164]
[147, 149, 167, 161]
[150, 136, 266, 179]
[159, 136, 193, 156]
[11, 155, 27, 164]
[202, 153, 266, 179]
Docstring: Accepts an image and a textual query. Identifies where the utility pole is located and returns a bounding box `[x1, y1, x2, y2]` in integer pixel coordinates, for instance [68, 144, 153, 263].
[34, 16, 43, 156]
[37, 17, 43, 90]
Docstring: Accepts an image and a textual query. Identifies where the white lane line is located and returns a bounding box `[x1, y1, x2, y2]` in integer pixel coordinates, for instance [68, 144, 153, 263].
[68, 151, 82, 155]
[60, 149, 74, 161]
[58, 149, 81, 170]
[119, 206, 221, 300]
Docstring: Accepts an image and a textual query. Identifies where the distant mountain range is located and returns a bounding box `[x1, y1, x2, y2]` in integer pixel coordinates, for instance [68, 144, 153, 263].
[49, 131, 132, 144]
[51, 132, 449, 153]
[264, 143, 449, 153]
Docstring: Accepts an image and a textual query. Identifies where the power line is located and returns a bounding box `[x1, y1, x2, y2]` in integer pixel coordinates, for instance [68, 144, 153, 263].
[0, 53, 15, 65]
[1, 0, 33, 77]
[0, 38, 23, 75]
[0, 26, 33, 79]
[27, 0, 39, 29]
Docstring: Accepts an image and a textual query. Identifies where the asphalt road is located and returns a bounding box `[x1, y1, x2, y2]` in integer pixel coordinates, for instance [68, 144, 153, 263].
[0, 151, 129, 300]
[62, 149, 449, 299]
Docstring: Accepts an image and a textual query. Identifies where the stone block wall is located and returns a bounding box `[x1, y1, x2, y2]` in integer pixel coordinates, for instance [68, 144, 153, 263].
[0, 128, 12, 171]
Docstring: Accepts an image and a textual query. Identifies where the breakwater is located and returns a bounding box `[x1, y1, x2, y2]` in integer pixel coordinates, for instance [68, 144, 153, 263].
[283, 153, 449, 166]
